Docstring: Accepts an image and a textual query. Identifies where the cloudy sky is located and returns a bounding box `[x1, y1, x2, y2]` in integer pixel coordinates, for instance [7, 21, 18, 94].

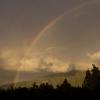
[0, 0, 100, 76]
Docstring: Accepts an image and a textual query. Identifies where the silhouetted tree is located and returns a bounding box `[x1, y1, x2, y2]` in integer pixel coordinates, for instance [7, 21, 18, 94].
[82, 64, 100, 90]
[82, 69, 91, 89]
[1, 64, 100, 99]
[91, 64, 100, 89]
[32, 82, 38, 89]
[57, 79, 71, 91]
[61, 79, 71, 88]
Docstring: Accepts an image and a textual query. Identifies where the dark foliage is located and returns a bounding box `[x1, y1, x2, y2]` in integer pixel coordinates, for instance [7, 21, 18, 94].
[82, 64, 100, 90]
[0, 64, 100, 99]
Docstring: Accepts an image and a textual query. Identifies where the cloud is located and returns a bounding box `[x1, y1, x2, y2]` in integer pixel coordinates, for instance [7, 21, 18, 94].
[45, 47, 56, 52]
[88, 52, 100, 60]
[0, 47, 69, 72]
[39, 56, 69, 72]
[87, 52, 100, 66]
[0, 47, 91, 72]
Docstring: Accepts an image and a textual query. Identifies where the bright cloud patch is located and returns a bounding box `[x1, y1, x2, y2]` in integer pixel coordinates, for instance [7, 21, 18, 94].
[88, 52, 100, 60]
[0, 48, 69, 72]
[87, 52, 100, 66]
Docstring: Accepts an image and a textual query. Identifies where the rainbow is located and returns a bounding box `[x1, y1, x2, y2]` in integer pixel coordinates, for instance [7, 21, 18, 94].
[14, 0, 100, 85]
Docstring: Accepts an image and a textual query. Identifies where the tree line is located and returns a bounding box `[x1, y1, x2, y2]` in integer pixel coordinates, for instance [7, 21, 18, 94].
[0, 64, 100, 99]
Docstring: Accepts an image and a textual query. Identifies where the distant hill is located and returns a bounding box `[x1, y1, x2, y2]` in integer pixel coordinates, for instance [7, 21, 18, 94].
[44, 70, 85, 87]
[0, 70, 86, 89]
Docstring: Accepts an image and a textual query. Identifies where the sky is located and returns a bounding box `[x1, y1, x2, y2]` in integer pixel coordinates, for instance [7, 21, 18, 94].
[0, 0, 100, 83]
